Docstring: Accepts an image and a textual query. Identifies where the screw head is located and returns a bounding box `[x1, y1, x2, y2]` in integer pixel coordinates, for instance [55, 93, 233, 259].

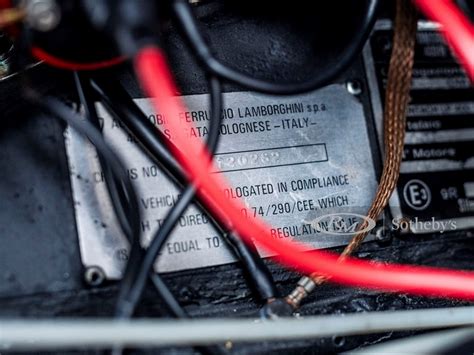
[27, 0, 61, 32]
[84, 266, 106, 287]
[332, 335, 346, 348]
[346, 80, 363, 95]
[374, 225, 392, 242]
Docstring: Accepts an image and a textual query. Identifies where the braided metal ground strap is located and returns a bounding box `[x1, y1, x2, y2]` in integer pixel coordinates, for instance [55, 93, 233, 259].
[287, 0, 418, 307]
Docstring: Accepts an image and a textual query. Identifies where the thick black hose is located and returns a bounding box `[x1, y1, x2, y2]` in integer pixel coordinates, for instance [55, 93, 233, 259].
[172, 0, 380, 95]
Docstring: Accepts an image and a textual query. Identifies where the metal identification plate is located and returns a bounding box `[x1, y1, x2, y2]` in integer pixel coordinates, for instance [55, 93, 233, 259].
[65, 85, 377, 278]
[364, 21, 474, 233]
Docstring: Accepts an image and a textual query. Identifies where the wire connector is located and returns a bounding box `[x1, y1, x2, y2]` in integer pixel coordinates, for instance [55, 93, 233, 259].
[286, 276, 316, 309]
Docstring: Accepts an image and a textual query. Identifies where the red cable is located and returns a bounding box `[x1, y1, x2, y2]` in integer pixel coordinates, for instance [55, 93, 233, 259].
[31, 47, 125, 71]
[28, 1, 472, 80]
[135, 46, 474, 301]
[24, 0, 473, 298]
[0, 0, 11, 10]
[413, 0, 474, 81]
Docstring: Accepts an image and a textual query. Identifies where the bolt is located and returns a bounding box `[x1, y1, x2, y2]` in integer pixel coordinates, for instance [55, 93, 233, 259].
[346, 80, 363, 95]
[332, 335, 346, 347]
[26, 0, 61, 32]
[374, 225, 392, 243]
[375, 226, 388, 240]
[84, 266, 106, 287]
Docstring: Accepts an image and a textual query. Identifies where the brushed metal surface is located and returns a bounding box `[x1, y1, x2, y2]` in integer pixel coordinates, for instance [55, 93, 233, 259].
[65, 85, 377, 278]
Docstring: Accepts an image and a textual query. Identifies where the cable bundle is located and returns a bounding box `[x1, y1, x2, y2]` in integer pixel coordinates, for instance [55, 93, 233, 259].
[5, 0, 474, 352]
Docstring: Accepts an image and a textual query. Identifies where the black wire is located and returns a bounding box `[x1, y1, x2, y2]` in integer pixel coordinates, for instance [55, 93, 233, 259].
[37, 97, 141, 242]
[90, 77, 183, 183]
[90, 76, 279, 302]
[74, 73, 137, 239]
[73, 73, 189, 319]
[72, 75, 213, 355]
[114, 75, 223, 319]
[30, 2, 380, 353]
[457, 0, 474, 21]
[108, 75, 226, 355]
[171, 0, 380, 95]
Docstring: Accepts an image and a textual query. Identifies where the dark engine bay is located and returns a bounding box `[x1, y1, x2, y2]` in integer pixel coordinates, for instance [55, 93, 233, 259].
[0, 0, 473, 354]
